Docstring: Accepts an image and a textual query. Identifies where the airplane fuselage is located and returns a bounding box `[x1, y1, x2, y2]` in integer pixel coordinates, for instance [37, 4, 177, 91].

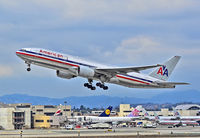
[158, 120, 199, 126]
[69, 116, 139, 124]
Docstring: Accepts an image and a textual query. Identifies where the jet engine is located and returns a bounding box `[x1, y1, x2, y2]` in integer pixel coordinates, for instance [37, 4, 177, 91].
[78, 66, 95, 78]
[56, 70, 76, 79]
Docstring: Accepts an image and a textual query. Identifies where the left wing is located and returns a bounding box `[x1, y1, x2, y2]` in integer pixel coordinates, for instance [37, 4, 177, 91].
[156, 82, 190, 85]
[95, 64, 161, 74]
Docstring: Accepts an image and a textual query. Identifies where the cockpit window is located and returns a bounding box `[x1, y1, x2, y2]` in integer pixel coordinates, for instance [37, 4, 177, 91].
[21, 49, 26, 52]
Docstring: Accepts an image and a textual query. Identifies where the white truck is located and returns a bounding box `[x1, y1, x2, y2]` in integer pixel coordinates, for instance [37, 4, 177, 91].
[88, 123, 112, 129]
[65, 125, 75, 130]
[143, 123, 157, 128]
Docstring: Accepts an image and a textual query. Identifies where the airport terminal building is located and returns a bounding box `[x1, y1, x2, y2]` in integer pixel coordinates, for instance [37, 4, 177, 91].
[0, 103, 200, 130]
[0, 103, 71, 130]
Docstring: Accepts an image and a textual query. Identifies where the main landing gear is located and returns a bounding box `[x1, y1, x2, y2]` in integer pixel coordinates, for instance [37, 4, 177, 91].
[84, 83, 96, 90]
[84, 80, 109, 90]
[96, 82, 108, 90]
[84, 79, 96, 90]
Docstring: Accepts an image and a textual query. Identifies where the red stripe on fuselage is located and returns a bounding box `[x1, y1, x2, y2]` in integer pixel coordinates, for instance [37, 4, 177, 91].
[116, 75, 150, 85]
[16, 51, 79, 67]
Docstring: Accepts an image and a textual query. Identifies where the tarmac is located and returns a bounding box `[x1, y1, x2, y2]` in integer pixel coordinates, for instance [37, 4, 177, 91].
[1, 126, 200, 138]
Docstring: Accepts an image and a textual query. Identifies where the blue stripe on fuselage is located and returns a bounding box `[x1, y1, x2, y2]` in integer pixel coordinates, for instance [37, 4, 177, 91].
[19, 50, 96, 68]
[122, 74, 153, 83]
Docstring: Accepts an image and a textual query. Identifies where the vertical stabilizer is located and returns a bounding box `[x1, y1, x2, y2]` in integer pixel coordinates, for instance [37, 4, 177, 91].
[173, 107, 180, 117]
[99, 106, 112, 117]
[154, 112, 159, 120]
[149, 56, 181, 81]
[127, 108, 140, 117]
[143, 109, 149, 117]
[54, 109, 62, 116]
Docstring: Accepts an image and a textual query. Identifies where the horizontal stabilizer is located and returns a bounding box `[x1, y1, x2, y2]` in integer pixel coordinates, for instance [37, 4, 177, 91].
[96, 64, 161, 74]
[156, 82, 190, 85]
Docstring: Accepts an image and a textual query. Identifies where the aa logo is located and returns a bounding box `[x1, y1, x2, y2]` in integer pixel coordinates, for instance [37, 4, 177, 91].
[105, 109, 111, 115]
[157, 66, 168, 77]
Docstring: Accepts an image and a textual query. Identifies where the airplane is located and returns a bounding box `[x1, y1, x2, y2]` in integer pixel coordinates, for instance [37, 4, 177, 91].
[146, 111, 199, 127]
[142, 109, 178, 121]
[16, 48, 189, 90]
[142, 108, 193, 122]
[152, 110, 199, 127]
[68, 106, 113, 123]
[158, 120, 199, 127]
[173, 108, 200, 121]
[79, 108, 141, 124]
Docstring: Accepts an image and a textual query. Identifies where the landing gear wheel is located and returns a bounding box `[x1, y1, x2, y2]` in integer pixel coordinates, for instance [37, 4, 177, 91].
[99, 84, 104, 88]
[27, 68, 31, 72]
[91, 86, 96, 90]
[103, 86, 108, 90]
[88, 85, 92, 89]
[96, 82, 101, 87]
[84, 83, 89, 87]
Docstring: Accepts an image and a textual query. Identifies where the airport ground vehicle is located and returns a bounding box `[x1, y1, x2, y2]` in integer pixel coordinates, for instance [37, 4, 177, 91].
[88, 123, 112, 129]
[143, 123, 157, 128]
[65, 125, 75, 130]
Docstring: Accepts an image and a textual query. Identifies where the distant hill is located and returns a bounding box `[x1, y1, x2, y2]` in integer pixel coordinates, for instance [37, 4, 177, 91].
[0, 90, 199, 108]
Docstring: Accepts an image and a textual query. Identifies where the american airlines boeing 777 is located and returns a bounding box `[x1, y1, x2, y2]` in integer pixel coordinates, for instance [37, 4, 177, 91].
[16, 48, 188, 90]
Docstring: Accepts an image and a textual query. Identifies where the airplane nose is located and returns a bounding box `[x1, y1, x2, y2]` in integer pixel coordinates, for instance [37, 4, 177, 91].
[16, 50, 21, 56]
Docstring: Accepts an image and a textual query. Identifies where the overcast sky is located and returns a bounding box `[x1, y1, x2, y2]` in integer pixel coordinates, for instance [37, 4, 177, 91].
[0, 0, 199, 98]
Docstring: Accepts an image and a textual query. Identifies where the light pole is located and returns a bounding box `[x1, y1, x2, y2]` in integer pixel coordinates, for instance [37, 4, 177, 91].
[64, 101, 67, 121]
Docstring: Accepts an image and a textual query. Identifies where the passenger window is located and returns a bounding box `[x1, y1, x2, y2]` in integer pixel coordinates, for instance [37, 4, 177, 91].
[21, 49, 26, 52]
[63, 56, 68, 60]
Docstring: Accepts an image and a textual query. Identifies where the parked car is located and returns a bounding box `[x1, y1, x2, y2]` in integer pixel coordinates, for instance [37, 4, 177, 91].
[65, 125, 75, 130]
[0, 126, 4, 130]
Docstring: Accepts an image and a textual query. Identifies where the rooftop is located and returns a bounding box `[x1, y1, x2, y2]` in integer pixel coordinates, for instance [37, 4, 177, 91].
[175, 104, 200, 110]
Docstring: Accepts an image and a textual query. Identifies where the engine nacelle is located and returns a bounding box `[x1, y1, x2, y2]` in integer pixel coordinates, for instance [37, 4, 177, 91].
[56, 70, 76, 79]
[78, 66, 95, 78]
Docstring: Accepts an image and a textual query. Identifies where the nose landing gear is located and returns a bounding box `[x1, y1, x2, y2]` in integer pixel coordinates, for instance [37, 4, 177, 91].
[25, 62, 31, 72]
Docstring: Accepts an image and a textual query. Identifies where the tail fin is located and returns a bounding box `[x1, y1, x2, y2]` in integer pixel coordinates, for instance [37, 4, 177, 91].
[173, 107, 180, 117]
[142, 109, 149, 117]
[99, 106, 112, 117]
[149, 56, 181, 81]
[127, 108, 140, 117]
[154, 112, 159, 120]
[54, 109, 62, 116]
